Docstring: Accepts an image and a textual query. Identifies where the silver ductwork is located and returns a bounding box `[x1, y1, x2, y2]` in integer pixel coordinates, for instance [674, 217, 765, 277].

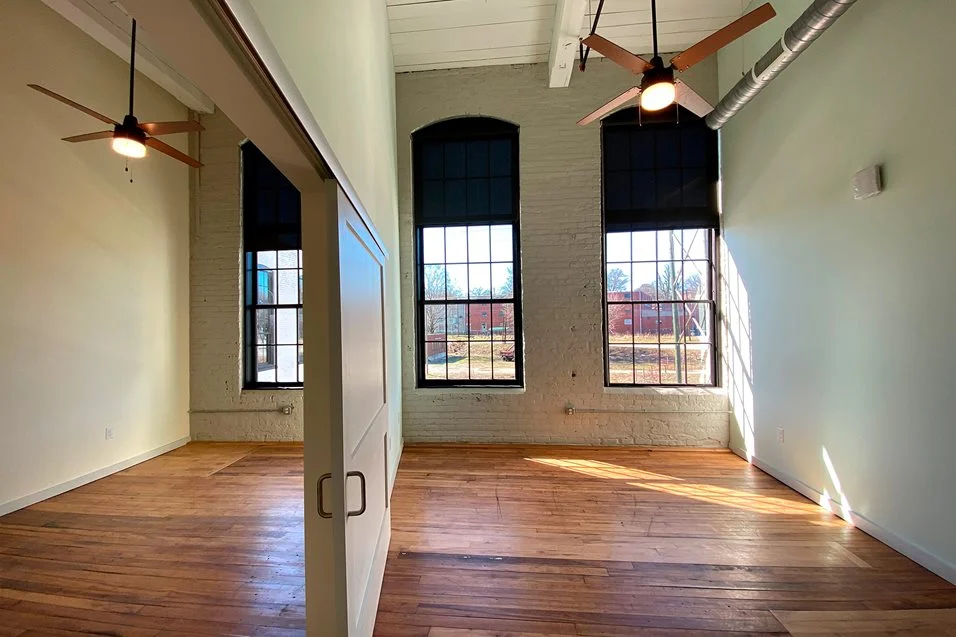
[705, 0, 858, 129]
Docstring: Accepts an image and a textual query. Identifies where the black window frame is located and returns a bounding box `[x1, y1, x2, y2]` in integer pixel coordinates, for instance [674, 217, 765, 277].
[601, 106, 720, 388]
[241, 141, 304, 390]
[412, 117, 524, 388]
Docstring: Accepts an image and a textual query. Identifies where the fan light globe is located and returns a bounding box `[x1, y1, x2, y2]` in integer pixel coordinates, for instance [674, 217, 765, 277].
[112, 134, 146, 159]
[640, 80, 676, 111]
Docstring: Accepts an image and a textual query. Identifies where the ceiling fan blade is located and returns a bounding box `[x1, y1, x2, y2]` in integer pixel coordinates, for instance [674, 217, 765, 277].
[675, 80, 714, 118]
[145, 137, 202, 168]
[62, 131, 114, 143]
[578, 86, 642, 126]
[670, 3, 777, 72]
[581, 34, 654, 75]
[140, 121, 204, 136]
[27, 84, 118, 126]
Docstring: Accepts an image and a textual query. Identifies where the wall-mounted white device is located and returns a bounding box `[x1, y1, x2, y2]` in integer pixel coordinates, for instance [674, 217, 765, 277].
[852, 165, 883, 201]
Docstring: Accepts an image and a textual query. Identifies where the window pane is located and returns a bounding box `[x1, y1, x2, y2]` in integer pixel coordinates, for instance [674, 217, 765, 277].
[656, 130, 681, 167]
[256, 250, 277, 269]
[278, 270, 299, 305]
[492, 303, 515, 340]
[425, 341, 447, 380]
[491, 264, 514, 299]
[608, 345, 634, 385]
[606, 232, 631, 262]
[257, 347, 276, 382]
[631, 171, 657, 209]
[635, 344, 661, 384]
[277, 249, 297, 268]
[632, 231, 656, 261]
[632, 263, 657, 300]
[682, 129, 708, 167]
[605, 172, 630, 211]
[277, 346, 297, 383]
[424, 305, 446, 341]
[470, 339, 493, 380]
[257, 269, 275, 304]
[489, 140, 511, 177]
[256, 309, 275, 345]
[424, 265, 446, 300]
[608, 304, 633, 344]
[467, 141, 489, 177]
[445, 227, 467, 263]
[683, 168, 708, 207]
[493, 342, 516, 380]
[657, 263, 682, 300]
[660, 344, 682, 384]
[422, 180, 443, 217]
[635, 305, 660, 343]
[298, 345, 305, 383]
[681, 304, 712, 344]
[490, 225, 513, 262]
[489, 177, 512, 215]
[422, 142, 443, 179]
[686, 344, 712, 384]
[657, 169, 682, 208]
[298, 309, 304, 344]
[605, 129, 629, 170]
[422, 228, 445, 263]
[446, 265, 467, 300]
[606, 264, 630, 298]
[630, 130, 654, 169]
[445, 180, 467, 215]
[277, 308, 297, 344]
[468, 226, 490, 262]
[445, 141, 466, 178]
[683, 260, 709, 300]
[468, 264, 491, 299]
[471, 304, 491, 339]
[467, 179, 490, 216]
[446, 303, 468, 339]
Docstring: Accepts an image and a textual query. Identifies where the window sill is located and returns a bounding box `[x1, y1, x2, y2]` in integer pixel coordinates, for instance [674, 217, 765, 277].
[415, 386, 526, 395]
[603, 385, 726, 396]
[242, 386, 304, 392]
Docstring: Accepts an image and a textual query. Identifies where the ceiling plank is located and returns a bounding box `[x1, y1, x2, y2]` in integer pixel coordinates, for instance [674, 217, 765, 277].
[547, 0, 589, 88]
[39, 0, 215, 113]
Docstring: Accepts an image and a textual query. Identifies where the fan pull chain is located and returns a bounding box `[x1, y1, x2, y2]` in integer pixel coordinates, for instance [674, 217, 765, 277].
[126, 159, 133, 184]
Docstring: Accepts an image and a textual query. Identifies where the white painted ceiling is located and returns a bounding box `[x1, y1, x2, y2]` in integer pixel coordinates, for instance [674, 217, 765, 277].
[389, 0, 750, 74]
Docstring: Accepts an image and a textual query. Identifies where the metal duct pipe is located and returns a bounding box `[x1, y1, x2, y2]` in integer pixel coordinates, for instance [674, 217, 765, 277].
[705, 0, 858, 129]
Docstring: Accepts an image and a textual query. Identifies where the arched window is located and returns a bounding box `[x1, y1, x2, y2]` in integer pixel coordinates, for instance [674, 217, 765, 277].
[412, 117, 522, 387]
[241, 141, 303, 388]
[602, 106, 718, 387]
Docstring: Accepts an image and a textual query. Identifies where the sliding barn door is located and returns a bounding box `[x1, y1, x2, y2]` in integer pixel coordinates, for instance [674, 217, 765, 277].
[303, 183, 390, 636]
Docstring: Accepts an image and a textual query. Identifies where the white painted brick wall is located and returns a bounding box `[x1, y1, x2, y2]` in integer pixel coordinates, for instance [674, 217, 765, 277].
[190, 109, 302, 440]
[396, 60, 730, 446]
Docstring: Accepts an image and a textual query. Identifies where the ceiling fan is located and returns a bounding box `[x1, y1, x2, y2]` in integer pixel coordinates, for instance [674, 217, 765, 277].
[577, 0, 776, 125]
[28, 19, 203, 168]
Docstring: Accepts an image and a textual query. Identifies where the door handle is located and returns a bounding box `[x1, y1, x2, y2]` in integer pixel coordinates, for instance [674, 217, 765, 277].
[317, 473, 332, 519]
[346, 471, 367, 518]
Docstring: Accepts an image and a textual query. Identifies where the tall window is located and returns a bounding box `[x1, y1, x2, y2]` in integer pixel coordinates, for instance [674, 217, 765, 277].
[242, 142, 303, 388]
[413, 118, 522, 387]
[602, 107, 718, 386]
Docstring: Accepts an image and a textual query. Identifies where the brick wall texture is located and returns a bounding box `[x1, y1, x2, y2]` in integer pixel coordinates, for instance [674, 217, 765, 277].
[396, 60, 730, 446]
[190, 110, 302, 440]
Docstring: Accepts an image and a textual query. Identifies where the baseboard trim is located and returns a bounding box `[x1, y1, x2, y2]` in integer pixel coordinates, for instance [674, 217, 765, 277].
[0, 436, 191, 517]
[731, 447, 956, 585]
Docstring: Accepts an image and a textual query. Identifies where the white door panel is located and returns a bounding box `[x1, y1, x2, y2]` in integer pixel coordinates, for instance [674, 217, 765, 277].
[303, 182, 389, 637]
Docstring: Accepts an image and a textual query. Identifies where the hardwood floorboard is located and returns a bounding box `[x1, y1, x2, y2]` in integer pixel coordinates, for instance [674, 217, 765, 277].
[375, 444, 956, 636]
[0, 443, 305, 635]
[1, 442, 954, 635]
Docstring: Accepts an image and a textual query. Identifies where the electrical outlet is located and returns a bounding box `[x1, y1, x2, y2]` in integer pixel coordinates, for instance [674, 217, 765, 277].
[777, 427, 785, 444]
[105, 427, 114, 441]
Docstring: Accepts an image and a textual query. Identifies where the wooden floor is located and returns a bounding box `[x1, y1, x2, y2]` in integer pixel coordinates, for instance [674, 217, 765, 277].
[0, 443, 305, 636]
[1, 443, 954, 636]
[376, 445, 956, 636]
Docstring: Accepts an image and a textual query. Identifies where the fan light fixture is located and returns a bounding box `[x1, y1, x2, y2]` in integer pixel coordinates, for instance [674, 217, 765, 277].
[112, 125, 147, 158]
[640, 80, 676, 111]
[639, 63, 676, 112]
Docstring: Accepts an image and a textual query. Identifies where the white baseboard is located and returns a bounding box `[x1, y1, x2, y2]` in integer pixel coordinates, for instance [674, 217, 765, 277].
[388, 438, 404, 497]
[0, 436, 191, 517]
[730, 447, 956, 585]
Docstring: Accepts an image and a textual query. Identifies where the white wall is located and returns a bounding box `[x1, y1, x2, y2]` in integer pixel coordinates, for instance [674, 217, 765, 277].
[719, 0, 956, 580]
[0, 0, 190, 510]
[190, 109, 303, 440]
[396, 60, 729, 445]
[246, 0, 403, 472]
